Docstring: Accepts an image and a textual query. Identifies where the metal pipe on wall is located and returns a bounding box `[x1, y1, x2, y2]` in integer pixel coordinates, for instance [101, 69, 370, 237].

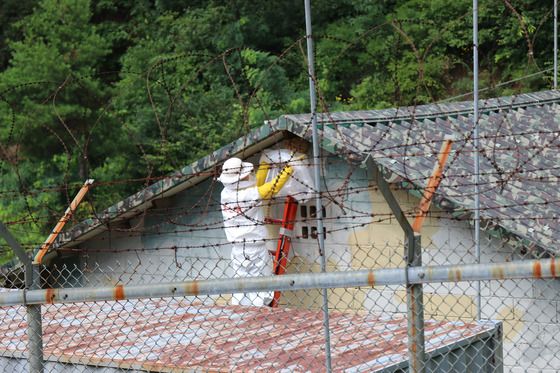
[303, 0, 332, 371]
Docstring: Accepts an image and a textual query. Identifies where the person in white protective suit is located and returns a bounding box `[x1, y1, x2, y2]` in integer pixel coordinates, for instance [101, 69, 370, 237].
[218, 157, 293, 306]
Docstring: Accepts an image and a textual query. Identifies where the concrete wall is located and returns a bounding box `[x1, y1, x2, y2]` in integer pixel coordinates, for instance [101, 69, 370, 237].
[71, 151, 560, 372]
[77, 176, 233, 304]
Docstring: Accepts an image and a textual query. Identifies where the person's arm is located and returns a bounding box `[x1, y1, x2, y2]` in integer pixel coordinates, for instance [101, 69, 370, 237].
[258, 165, 293, 199]
[256, 161, 271, 187]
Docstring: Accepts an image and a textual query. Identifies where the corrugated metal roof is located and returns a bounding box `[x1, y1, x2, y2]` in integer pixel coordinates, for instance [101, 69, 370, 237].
[282, 92, 560, 253]
[50, 89, 560, 254]
[284, 90, 560, 124]
[0, 298, 499, 372]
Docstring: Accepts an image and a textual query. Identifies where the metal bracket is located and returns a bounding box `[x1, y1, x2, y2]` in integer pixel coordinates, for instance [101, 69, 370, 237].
[34, 179, 94, 265]
[279, 227, 295, 238]
[0, 221, 32, 267]
[364, 156, 425, 373]
[0, 220, 33, 288]
[364, 157, 414, 236]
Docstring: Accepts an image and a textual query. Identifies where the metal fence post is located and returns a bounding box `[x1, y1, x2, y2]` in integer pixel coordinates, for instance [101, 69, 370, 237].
[406, 233, 425, 373]
[555, 0, 558, 89]
[304, 0, 332, 370]
[0, 221, 44, 373]
[473, 0, 482, 321]
[366, 160, 425, 373]
[27, 264, 44, 373]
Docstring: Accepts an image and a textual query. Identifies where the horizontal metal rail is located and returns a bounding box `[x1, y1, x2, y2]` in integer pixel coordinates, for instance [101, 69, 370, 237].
[0, 258, 556, 307]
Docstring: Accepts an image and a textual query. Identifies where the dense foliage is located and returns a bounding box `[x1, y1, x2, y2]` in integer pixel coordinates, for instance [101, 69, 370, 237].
[0, 0, 555, 257]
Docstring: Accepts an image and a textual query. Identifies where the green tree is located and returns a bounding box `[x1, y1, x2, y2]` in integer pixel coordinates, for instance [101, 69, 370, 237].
[0, 0, 556, 254]
[0, 0, 117, 246]
[114, 4, 300, 174]
[0, 0, 37, 71]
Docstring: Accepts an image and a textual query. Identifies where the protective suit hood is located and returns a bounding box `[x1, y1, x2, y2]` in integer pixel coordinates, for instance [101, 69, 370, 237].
[221, 175, 256, 191]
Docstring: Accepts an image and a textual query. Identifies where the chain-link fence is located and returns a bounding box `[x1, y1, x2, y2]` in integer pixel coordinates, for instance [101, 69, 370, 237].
[1, 252, 557, 372]
[1, 1, 559, 371]
[0, 172, 559, 373]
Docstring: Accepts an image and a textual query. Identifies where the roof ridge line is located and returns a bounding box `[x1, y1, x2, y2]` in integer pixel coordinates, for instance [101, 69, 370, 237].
[282, 90, 560, 125]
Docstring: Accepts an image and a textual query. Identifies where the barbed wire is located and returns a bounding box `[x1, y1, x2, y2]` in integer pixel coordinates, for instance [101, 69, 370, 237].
[0, 5, 559, 373]
[0, 4, 557, 263]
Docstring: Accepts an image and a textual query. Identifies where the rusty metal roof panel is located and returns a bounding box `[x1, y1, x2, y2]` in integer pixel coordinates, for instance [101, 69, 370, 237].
[0, 298, 501, 372]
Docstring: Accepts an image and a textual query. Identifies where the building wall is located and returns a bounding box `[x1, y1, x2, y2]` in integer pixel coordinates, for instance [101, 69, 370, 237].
[74, 151, 560, 372]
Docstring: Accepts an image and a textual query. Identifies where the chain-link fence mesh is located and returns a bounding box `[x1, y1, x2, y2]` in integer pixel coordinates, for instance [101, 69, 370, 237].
[1, 1, 560, 372]
[0, 213, 559, 372]
[2, 121, 559, 371]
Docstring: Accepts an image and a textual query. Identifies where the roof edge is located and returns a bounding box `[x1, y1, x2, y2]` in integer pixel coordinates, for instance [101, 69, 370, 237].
[53, 120, 288, 249]
[283, 90, 560, 125]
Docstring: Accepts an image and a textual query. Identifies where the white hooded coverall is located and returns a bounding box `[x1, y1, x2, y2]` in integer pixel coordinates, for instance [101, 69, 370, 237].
[220, 162, 292, 306]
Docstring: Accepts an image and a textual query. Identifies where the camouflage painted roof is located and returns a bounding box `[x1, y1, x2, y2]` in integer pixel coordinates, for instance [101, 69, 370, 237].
[55, 90, 560, 253]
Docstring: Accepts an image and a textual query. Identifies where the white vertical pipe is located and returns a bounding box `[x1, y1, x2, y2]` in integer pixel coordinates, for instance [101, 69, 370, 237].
[303, 0, 332, 371]
[473, 0, 482, 320]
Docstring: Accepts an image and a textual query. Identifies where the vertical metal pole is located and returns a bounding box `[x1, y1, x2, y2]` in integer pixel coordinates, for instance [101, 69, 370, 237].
[406, 233, 425, 373]
[473, 0, 482, 320]
[304, 0, 332, 371]
[27, 265, 44, 373]
[0, 221, 44, 372]
[555, 0, 558, 89]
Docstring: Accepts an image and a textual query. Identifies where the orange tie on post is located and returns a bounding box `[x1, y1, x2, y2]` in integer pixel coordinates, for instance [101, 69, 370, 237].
[33, 179, 94, 265]
[412, 137, 454, 233]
